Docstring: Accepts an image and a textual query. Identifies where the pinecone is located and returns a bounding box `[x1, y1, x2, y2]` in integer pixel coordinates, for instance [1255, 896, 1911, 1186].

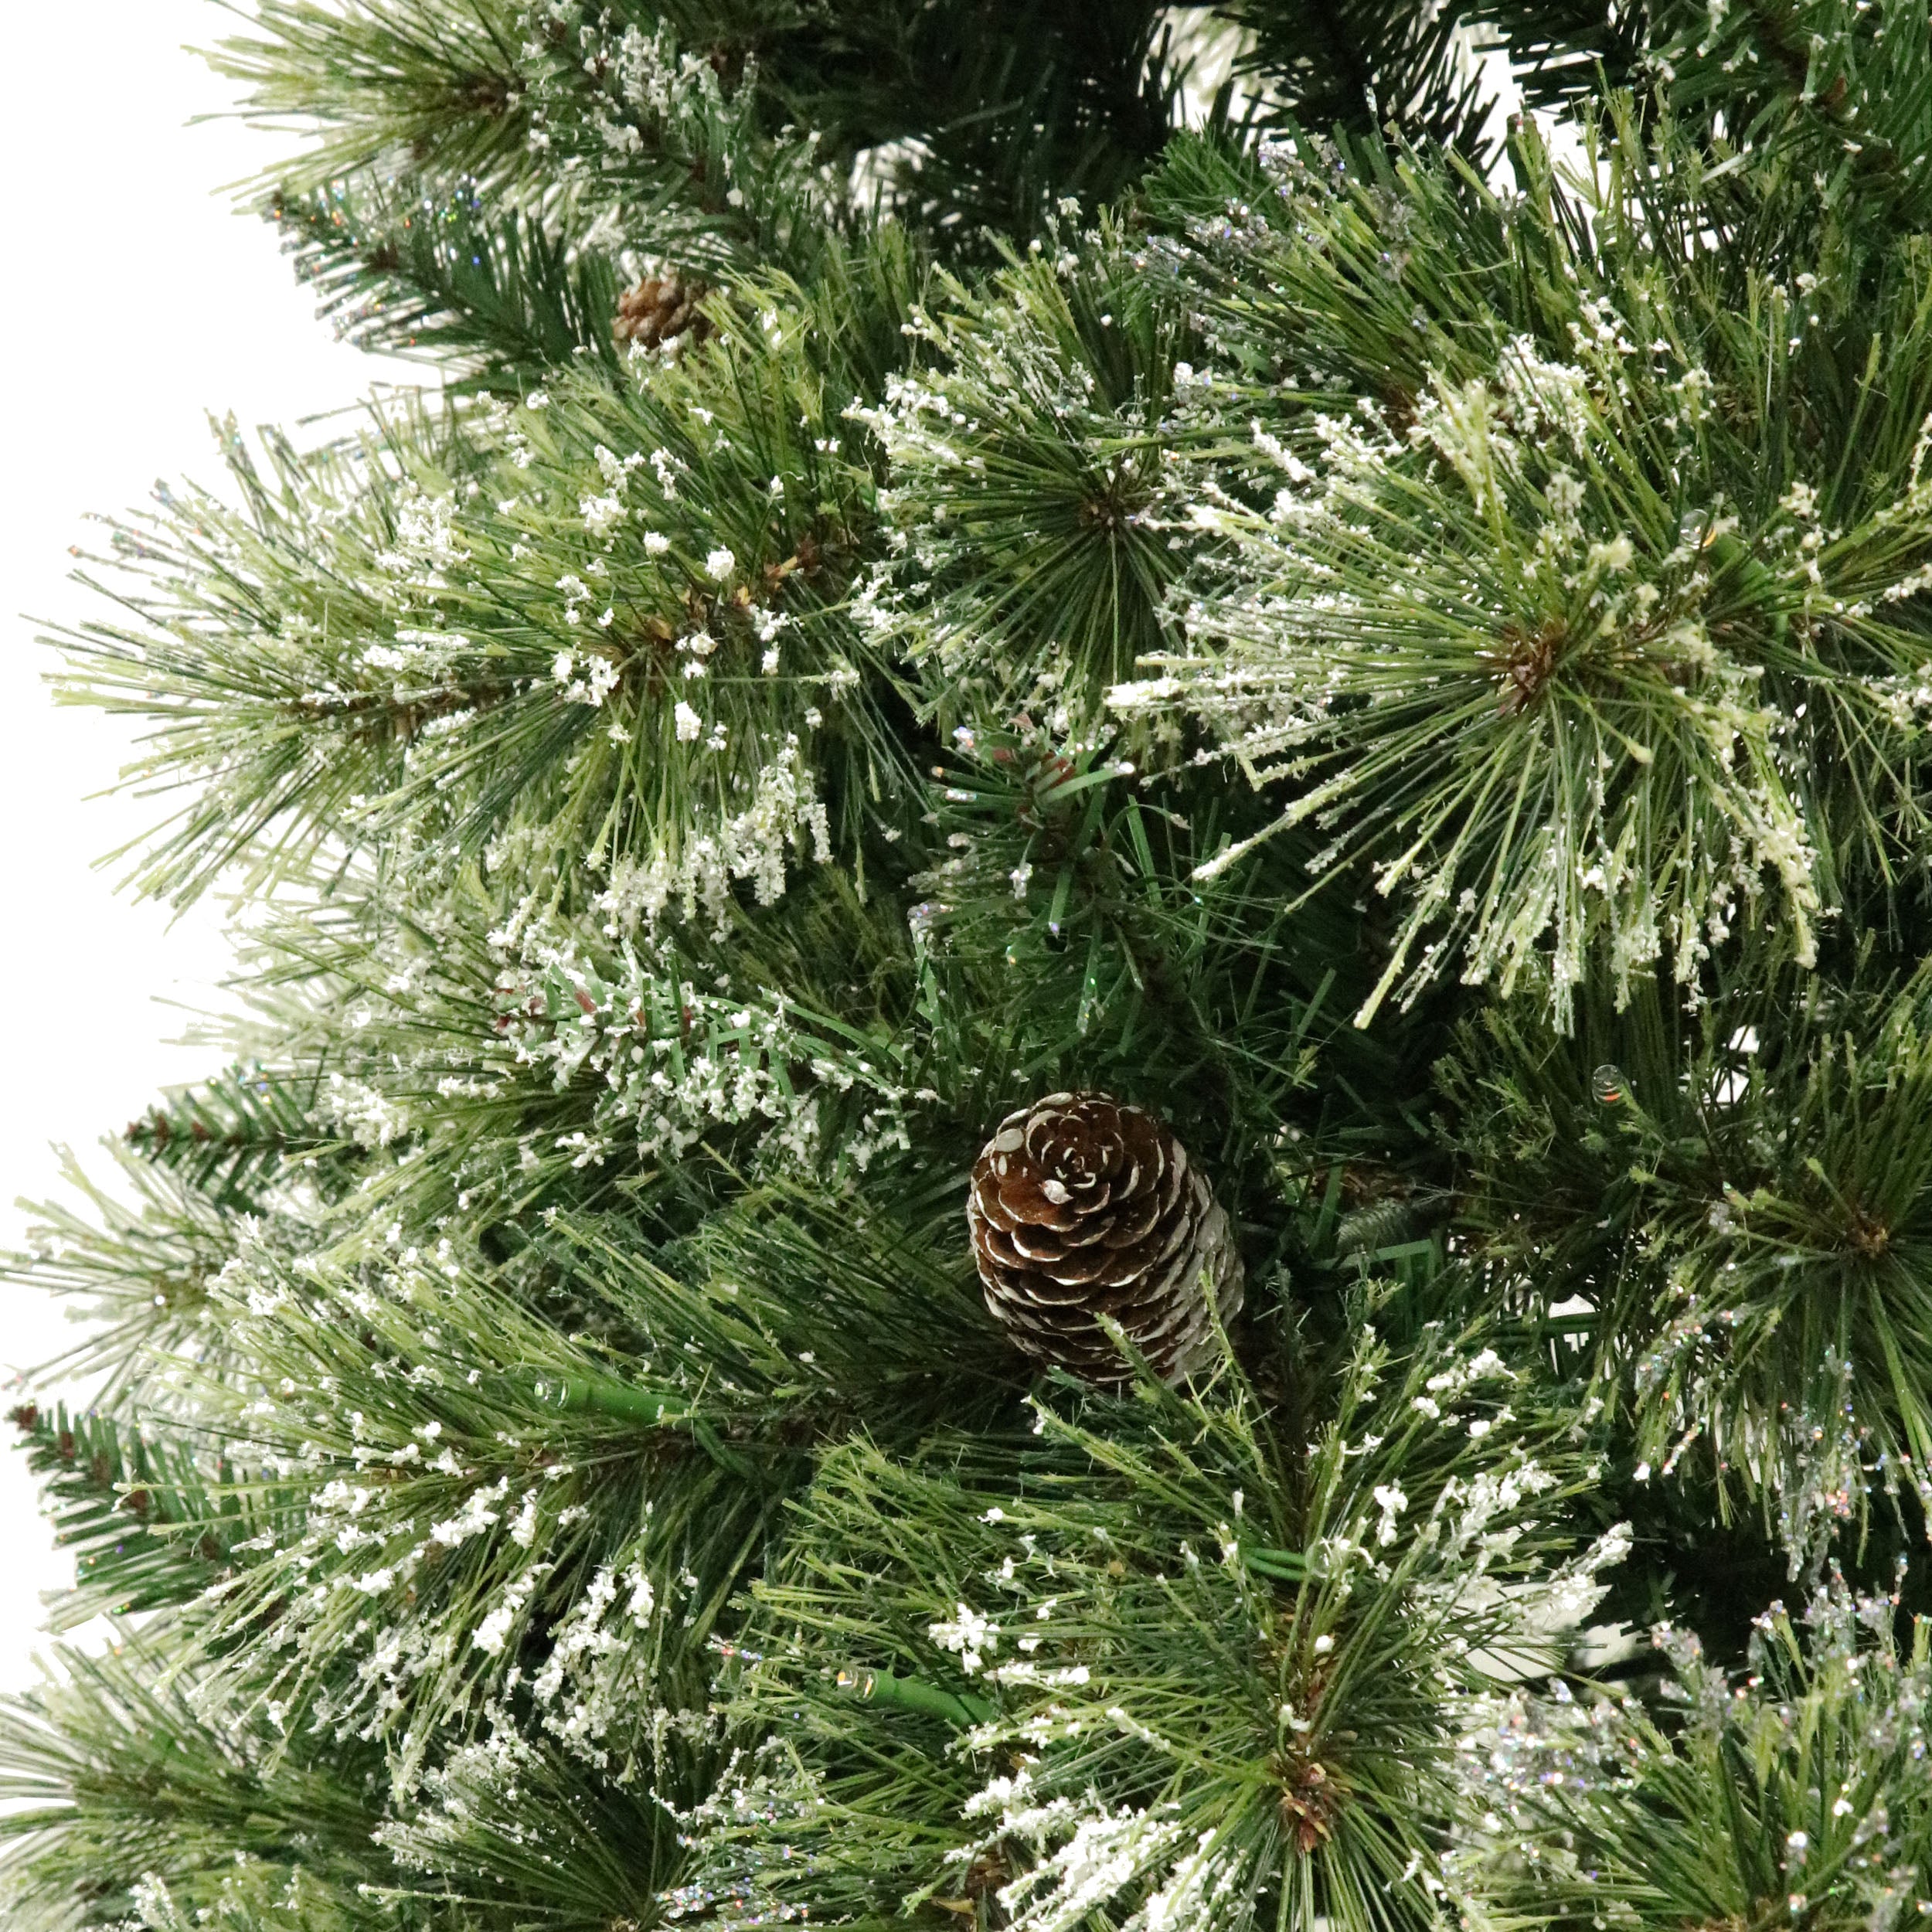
[612, 271, 711, 352]
[968, 1091, 1243, 1386]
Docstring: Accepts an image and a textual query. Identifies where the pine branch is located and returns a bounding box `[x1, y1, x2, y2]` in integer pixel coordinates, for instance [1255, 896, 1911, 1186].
[1223, 0, 1499, 153]
[1104, 117, 1932, 1029]
[1461, 1581, 1932, 1932]
[53, 252, 920, 909]
[263, 170, 623, 393]
[0, 1631, 404, 1931]
[371, 1730, 689, 1931]
[1435, 942, 1932, 1546]
[696, 1307, 1614, 1931]
[124, 1062, 346, 1213]
[213, 5, 852, 287]
[5, 1403, 290, 1631]
[1641, 0, 1932, 235]
[855, 217, 1198, 713]
[192, 852, 934, 1251]
[203, 0, 537, 199]
[2, 1147, 257, 1404]
[512, 13, 849, 277]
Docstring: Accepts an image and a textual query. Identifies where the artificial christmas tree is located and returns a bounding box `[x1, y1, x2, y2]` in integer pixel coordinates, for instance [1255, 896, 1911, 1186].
[14, 1, 1932, 1929]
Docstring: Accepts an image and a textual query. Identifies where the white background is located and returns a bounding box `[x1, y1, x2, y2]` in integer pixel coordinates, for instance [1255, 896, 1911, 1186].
[0, 1, 413, 1691]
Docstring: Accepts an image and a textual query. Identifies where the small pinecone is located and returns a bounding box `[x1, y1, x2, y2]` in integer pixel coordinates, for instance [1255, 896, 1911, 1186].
[612, 271, 711, 352]
[968, 1091, 1243, 1386]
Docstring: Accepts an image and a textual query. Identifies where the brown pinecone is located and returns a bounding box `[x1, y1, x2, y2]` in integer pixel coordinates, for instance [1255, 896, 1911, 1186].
[612, 271, 712, 352]
[968, 1091, 1243, 1386]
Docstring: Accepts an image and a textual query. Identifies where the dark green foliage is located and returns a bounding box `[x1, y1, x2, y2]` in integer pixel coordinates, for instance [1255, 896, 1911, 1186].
[1221, 0, 1501, 150]
[907, 725, 1418, 1233]
[746, 0, 1191, 236]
